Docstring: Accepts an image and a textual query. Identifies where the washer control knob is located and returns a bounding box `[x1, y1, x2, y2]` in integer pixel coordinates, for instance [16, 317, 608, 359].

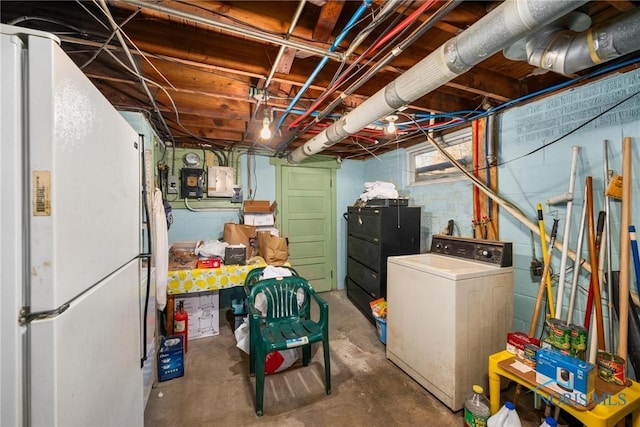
[481, 250, 492, 259]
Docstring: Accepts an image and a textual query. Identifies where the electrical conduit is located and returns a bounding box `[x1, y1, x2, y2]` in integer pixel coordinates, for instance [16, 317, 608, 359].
[245, 0, 306, 143]
[287, 0, 442, 131]
[273, 0, 372, 133]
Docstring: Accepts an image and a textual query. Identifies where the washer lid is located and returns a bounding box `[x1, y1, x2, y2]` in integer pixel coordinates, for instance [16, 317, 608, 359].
[388, 253, 511, 280]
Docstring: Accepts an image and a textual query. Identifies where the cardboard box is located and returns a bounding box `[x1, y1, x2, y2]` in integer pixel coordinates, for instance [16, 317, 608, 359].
[535, 348, 595, 405]
[174, 291, 220, 340]
[224, 246, 246, 265]
[243, 200, 277, 214]
[197, 258, 221, 269]
[244, 213, 275, 227]
[169, 241, 200, 270]
[158, 335, 184, 382]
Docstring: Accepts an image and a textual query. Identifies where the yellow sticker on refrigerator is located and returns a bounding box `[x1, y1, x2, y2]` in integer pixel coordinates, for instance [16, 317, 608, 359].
[33, 171, 51, 216]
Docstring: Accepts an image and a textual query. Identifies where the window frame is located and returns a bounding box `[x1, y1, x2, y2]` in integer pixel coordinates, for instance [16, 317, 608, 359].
[406, 126, 473, 186]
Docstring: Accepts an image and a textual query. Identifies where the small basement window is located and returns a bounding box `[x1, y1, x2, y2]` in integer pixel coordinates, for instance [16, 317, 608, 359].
[407, 126, 473, 184]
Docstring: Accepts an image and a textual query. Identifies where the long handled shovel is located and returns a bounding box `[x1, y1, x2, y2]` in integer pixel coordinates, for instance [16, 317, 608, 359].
[583, 211, 605, 333]
[611, 273, 640, 380]
[514, 219, 559, 406]
[603, 140, 616, 351]
[584, 177, 605, 352]
[530, 218, 560, 336]
[618, 137, 632, 362]
[537, 204, 556, 318]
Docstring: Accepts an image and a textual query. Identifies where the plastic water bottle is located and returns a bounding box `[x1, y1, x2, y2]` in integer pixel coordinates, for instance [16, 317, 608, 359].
[487, 401, 521, 427]
[464, 385, 490, 427]
[540, 416, 557, 427]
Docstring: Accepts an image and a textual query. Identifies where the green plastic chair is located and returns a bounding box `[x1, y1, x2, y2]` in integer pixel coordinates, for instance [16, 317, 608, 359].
[247, 276, 331, 416]
[243, 266, 299, 296]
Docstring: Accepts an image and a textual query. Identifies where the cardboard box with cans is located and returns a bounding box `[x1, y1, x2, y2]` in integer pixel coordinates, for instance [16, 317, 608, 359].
[506, 331, 540, 359]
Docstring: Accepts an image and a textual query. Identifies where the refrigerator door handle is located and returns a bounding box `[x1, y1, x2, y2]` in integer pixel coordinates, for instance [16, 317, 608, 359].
[19, 303, 70, 326]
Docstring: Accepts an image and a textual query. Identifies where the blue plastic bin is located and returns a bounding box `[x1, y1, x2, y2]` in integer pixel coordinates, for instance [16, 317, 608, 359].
[375, 317, 387, 344]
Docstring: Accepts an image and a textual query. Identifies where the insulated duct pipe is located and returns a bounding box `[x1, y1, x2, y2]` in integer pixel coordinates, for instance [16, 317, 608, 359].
[526, 6, 640, 75]
[287, 0, 588, 164]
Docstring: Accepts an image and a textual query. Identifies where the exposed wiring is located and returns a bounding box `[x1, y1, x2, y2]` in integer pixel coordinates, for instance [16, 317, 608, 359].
[183, 198, 241, 212]
[288, 0, 437, 131]
[94, 0, 176, 149]
[399, 111, 533, 227]
[7, 15, 90, 35]
[74, 0, 110, 30]
[496, 87, 640, 168]
[92, 0, 176, 91]
[80, 9, 140, 69]
[284, 0, 459, 140]
[273, 0, 372, 134]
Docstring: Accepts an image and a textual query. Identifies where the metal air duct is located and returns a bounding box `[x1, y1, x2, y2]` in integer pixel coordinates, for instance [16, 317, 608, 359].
[523, 6, 640, 75]
[287, 0, 588, 163]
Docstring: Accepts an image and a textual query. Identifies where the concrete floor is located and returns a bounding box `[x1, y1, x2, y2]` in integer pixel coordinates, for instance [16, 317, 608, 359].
[145, 290, 572, 426]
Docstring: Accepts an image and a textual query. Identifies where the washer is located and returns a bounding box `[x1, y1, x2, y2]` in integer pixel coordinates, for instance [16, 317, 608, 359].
[386, 235, 514, 411]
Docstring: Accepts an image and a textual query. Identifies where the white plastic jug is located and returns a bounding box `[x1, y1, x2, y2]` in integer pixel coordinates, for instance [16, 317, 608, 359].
[487, 401, 521, 427]
[540, 416, 558, 427]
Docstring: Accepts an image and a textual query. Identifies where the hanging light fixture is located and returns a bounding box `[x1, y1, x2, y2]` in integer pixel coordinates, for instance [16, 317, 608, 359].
[260, 110, 271, 140]
[385, 115, 398, 134]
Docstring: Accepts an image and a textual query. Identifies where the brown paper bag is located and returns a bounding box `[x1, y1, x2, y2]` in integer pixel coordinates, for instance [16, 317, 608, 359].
[257, 231, 288, 265]
[223, 223, 257, 259]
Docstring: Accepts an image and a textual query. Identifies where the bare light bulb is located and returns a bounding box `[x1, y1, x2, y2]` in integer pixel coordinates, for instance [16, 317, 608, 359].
[385, 115, 398, 134]
[260, 116, 271, 139]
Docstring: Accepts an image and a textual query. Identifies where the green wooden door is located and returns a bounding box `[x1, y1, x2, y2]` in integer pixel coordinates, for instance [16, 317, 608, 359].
[274, 160, 337, 292]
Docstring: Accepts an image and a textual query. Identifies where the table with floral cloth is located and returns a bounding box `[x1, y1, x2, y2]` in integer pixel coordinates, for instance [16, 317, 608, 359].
[167, 257, 270, 295]
[165, 256, 286, 333]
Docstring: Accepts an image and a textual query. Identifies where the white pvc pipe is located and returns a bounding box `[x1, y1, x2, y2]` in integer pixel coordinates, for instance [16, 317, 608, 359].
[566, 186, 588, 325]
[555, 145, 580, 320]
[546, 192, 573, 205]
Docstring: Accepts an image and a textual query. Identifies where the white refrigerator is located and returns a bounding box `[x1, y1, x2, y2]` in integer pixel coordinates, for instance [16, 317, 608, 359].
[1, 24, 144, 426]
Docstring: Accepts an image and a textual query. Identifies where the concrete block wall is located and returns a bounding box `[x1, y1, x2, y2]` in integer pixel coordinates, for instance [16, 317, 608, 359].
[362, 148, 474, 252]
[499, 67, 640, 341]
[358, 68, 640, 350]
